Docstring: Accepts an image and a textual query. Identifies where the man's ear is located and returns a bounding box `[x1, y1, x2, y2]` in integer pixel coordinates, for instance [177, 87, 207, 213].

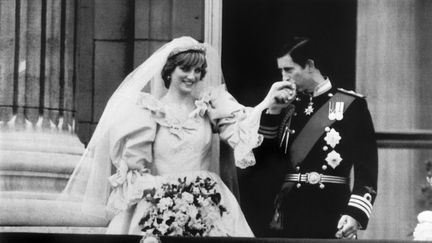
[305, 59, 315, 72]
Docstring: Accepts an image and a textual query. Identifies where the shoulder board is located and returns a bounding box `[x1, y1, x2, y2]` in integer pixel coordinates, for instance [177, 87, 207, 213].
[337, 88, 365, 98]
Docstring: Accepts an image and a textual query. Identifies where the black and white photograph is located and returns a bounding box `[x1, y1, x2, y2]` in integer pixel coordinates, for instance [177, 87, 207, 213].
[1, 0, 432, 242]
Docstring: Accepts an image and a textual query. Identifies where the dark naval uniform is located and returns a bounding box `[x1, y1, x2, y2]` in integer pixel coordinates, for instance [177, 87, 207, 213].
[256, 83, 378, 238]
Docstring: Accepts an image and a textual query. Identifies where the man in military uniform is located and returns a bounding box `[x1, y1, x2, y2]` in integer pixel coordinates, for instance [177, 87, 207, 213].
[256, 37, 378, 239]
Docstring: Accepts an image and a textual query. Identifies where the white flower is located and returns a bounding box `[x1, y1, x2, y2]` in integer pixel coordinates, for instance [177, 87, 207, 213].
[201, 198, 212, 208]
[324, 128, 341, 148]
[173, 198, 188, 212]
[192, 187, 200, 195]
[157, 222, 169, 235]
[186, 205, 198, 219]
[175, 212, 189, 227]
[157, 197, 173, 211]
[197, 196, 205, 204]
[189, 218, 205, 231]
[181, 192, 194, 204]
[325, 150, 343, 169]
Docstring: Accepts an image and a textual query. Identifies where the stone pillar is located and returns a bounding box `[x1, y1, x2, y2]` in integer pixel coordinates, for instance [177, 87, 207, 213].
[356, 0, 432, 239]
[0, 0, 104, 227]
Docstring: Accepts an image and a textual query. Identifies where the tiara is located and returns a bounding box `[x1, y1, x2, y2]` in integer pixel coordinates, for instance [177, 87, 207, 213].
[168, 44, 206, 58]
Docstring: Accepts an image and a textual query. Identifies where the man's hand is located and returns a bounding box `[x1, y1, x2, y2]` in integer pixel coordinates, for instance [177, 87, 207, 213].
[263, 80, 296, 114]
[335, 215, 360, 240]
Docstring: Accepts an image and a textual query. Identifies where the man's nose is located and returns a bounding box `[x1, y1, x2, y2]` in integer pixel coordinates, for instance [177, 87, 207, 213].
[281, 71, 290, 81]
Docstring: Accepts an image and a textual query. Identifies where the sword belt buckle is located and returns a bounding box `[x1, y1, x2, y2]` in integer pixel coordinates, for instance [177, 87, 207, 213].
[306, 172, 322, 185]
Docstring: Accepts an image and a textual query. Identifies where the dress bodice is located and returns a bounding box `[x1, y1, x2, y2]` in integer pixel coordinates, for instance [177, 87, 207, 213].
[152, 105, 213, 175]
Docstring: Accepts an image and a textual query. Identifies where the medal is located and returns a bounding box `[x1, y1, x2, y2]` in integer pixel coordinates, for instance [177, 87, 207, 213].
[328, 101, 336, 120]
[335, 102, 344, 120]
[328, 101, 344, 121]
[304, 95, 314, 115]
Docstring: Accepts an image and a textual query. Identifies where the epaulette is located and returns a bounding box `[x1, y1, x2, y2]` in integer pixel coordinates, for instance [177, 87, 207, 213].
[337, 88, 365, 98]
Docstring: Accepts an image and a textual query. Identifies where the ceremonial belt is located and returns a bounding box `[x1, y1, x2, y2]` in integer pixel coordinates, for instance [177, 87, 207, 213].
[289, 92, 356, 167]
[285, 172, 349, 185]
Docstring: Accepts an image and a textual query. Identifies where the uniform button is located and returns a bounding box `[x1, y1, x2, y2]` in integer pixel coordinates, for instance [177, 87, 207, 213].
[319, 184, 325, 189]
[325, 127, 330, 132]
[323, 146, 328, 151]
[295, 166, 300, 172]
[293, 112, 297, 116]
[328, 93, 334, 97]
[296, 183, 301, 188]
[322, 165, 328, 170]
[290, 130, 296, 134]
[364, 193, 372, 202]
[295, 97, 301, 101]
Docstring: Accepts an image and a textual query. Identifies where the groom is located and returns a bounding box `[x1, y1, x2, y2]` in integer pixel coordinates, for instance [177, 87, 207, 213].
[243, 37, 378, 239]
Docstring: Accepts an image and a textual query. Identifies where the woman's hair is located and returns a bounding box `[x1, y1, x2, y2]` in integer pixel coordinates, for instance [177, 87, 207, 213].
[161, 50, 207, 88]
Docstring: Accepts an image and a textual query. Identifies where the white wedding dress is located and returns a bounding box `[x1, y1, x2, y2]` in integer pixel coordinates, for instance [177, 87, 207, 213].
[105, 85, 260, 236]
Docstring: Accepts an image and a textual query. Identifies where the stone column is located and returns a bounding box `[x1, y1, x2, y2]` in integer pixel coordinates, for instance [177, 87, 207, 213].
[0, 0, 104, 227]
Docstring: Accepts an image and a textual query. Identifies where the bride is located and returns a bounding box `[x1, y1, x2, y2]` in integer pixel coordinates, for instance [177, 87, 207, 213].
[61, 36, 293, 237]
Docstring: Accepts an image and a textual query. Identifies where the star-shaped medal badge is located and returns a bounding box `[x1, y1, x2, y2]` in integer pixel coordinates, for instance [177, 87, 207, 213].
[304, 95, 314, 115]
[304, 104, 314, 115]
[325, 150, 343, 169]
[324, 128, 341, 148]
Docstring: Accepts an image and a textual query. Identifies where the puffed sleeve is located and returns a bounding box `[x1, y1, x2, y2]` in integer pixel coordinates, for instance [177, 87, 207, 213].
[106, 95, 159, 214]
[203, 85, 264, 169]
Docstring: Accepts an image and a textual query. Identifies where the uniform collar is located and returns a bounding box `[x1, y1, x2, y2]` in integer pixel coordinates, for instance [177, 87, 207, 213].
[313, 78, 332, 97]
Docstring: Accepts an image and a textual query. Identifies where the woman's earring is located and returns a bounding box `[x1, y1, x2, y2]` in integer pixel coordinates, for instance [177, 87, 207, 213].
[167, 76, 171, 80]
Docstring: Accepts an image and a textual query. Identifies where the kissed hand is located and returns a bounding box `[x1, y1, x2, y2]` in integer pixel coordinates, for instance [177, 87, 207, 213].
[264, 80, 296, 114]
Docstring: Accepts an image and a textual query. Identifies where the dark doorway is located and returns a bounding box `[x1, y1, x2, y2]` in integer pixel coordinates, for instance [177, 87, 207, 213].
[222, 0, 357, 106]
[222, 0, 357, 236]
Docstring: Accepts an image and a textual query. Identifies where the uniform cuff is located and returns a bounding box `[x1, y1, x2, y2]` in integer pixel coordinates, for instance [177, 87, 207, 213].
[345, 194, 373, 229]
[259, 112, 283, 139]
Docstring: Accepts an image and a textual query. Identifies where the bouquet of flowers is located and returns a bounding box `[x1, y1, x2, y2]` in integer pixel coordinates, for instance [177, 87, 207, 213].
[139, 176, 228, 237]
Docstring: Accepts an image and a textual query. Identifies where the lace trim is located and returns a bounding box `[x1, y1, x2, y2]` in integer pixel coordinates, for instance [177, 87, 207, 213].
[136, 93, 204, 139]
[232, 109, 264, 169]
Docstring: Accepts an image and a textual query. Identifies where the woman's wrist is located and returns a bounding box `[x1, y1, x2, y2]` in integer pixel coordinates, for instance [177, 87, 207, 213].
[266, 106, 283, 114]
[255, 101, 269, 114]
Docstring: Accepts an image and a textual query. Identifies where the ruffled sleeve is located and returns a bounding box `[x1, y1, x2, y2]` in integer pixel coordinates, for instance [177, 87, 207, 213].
[201, 85, 263, 169]
[106, 94, 160, 215]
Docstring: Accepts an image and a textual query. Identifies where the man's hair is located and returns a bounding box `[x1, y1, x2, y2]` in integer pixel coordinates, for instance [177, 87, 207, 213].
[278, 37, 327, 74]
